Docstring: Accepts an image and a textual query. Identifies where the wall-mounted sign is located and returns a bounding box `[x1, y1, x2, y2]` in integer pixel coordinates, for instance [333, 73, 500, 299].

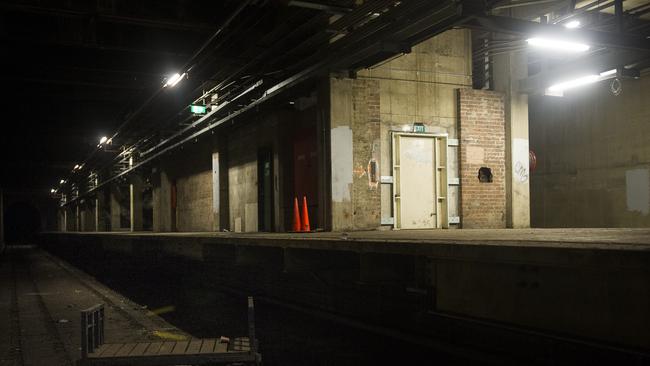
[413, 122, 425, 133]
[190, 105, 207, 114]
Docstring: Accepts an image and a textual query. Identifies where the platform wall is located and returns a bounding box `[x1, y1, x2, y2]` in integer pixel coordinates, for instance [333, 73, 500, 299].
[40, 233, 650, 357]
[530, 70, 650, 227]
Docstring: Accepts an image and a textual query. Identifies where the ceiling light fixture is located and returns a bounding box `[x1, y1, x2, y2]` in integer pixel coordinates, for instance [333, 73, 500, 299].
[548, 74, 599, 92]
[546, 69, 618, 96]
[164, 72, 186, 88]
[599, 69, 617, 77]
[526, 37, 590, 52]
[99, 136, 108, 144]
[564, 20, 581, 29]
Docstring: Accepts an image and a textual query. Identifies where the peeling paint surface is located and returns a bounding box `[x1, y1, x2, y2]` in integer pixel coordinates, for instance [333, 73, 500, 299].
[626, 168, 649, 215]
[331, 126, 353, 202]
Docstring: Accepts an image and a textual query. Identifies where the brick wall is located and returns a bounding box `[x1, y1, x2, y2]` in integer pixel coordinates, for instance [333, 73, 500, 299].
[351, 78, 381, 230]
[329, 77, 381, 231]
[458, 89, 506, 228]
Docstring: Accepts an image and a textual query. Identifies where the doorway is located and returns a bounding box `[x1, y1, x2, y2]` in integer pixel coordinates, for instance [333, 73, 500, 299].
[258, 148, 274, 232]
[392, 132, 448, 229]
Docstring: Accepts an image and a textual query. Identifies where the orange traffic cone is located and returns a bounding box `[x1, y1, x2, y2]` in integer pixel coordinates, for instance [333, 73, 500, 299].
[301, 196, 311, 232]
[292, 197, 302, 232]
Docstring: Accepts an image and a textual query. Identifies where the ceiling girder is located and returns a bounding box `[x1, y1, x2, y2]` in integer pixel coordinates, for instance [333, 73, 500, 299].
[466, 14, 650, 51]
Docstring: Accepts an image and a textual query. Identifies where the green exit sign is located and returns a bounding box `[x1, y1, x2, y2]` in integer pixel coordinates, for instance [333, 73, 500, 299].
[190, 105, 207, 114]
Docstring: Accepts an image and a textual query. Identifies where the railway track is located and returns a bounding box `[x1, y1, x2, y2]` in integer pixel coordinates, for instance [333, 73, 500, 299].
[3, 245, 71, 366]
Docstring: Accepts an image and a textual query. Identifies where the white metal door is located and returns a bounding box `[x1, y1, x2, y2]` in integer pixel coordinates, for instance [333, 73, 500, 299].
[392, 133, 448, 229]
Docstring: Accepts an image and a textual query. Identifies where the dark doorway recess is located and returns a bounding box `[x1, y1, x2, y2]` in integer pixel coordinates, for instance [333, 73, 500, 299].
[258, 148, 274, 232]
[3, 201, 41, 244]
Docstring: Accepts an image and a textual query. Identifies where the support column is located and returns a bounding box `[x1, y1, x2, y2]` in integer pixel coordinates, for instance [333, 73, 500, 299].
[212, 151, 221, 231]
[75, 204, 81, 231]
[0, 188, 4, 244]
[130, 175, 143, 232]
[95, 192, 101, 231]
[493, 50, 531, 228]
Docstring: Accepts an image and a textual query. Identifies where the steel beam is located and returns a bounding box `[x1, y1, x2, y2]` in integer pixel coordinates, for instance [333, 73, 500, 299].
[288, 1, 353, 14]
[466, 15, 650, 51]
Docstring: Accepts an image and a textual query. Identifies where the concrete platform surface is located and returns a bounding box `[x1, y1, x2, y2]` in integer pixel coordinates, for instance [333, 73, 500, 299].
[56, 228, 650, 251]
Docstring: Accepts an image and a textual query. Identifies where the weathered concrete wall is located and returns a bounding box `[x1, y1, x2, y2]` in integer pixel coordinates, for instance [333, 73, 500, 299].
[152, 168, 173, 232]
[227, 115, 284, 232]
[80, 200, 95, 232]
[330, 29, 472, 230]
[530, 71, 650, 227]
[173, 142, 213, 232]
[458, 89, 507, 228]
[329, 78, 381, 230]
[110, 184, 130, 230]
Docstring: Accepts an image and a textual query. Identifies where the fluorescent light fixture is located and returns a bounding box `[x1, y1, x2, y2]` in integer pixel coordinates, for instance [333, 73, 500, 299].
[600, 69, 617, 77]
[547, 68, 620, 95]
[99, 136, 108, 144]
[164, 72, 186, 88]
[564, 20, 581, 29]
[548, 74, 599, 92]
[527, 37, 590, 52]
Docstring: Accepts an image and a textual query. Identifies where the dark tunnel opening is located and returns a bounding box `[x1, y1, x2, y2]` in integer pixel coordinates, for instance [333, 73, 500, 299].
[3, 201, 42, 244]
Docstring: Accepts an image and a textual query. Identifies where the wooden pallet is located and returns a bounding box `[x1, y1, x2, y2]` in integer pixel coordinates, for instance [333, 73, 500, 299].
[76, 298, 261, 366]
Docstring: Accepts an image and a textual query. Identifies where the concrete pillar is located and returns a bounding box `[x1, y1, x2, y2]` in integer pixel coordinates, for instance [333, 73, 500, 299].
[0, 188, 4, 245]
[95, 194, 101, 232]
[130, 175, 143, 232]
[75, 204, 81, 231]
[212, 151, 221, 231]
[493, 50, 531, 228]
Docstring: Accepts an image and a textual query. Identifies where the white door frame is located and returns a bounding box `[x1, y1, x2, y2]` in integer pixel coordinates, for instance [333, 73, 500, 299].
[391, 132, 448, 229]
